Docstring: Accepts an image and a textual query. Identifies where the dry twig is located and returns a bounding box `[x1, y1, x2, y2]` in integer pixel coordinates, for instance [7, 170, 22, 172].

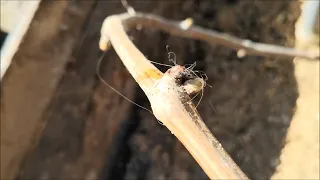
[100, 12, 319, 60]
[99, 13, 249, 179]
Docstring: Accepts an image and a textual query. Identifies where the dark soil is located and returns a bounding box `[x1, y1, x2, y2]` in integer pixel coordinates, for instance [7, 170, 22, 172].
[117, 1, 299, 179]
[1, 0, 300, 180]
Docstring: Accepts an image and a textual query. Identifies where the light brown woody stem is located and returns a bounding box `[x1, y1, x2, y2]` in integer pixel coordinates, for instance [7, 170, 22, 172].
[100, 13, 249, 179]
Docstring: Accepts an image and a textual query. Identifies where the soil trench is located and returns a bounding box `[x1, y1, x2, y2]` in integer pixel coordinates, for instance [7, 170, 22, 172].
[1, 1, 301, 179]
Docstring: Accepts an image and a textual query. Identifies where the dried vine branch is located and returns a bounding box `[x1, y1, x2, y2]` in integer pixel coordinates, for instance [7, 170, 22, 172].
[100, 12, 319, 60]
[99, 13, 249, 179]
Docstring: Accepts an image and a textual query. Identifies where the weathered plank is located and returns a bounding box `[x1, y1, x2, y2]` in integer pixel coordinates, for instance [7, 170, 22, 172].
[0, 0, 95, 179]
[16, 0, 138, 179]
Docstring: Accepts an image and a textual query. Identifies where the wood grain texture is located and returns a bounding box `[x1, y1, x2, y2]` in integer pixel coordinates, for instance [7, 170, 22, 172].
[0, 1, 95, 179]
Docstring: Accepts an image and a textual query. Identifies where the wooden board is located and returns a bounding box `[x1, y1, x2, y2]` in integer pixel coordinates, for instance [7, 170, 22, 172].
[0, 1, 95, 178]
[0, 0, 41, 79]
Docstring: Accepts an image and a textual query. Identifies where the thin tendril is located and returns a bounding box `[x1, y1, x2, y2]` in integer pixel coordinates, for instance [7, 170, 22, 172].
[195, 82, 204, 108]
[193, 70, 212, 88]
[166, 45, 177, 65]
[182, 65, 210, 108]
[188, 90, 201, 105]
[96, 52, 154, 115]
[209, 99, 217, 114]
[148, 60, 173, 67]
[186, 62, 197, 70]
